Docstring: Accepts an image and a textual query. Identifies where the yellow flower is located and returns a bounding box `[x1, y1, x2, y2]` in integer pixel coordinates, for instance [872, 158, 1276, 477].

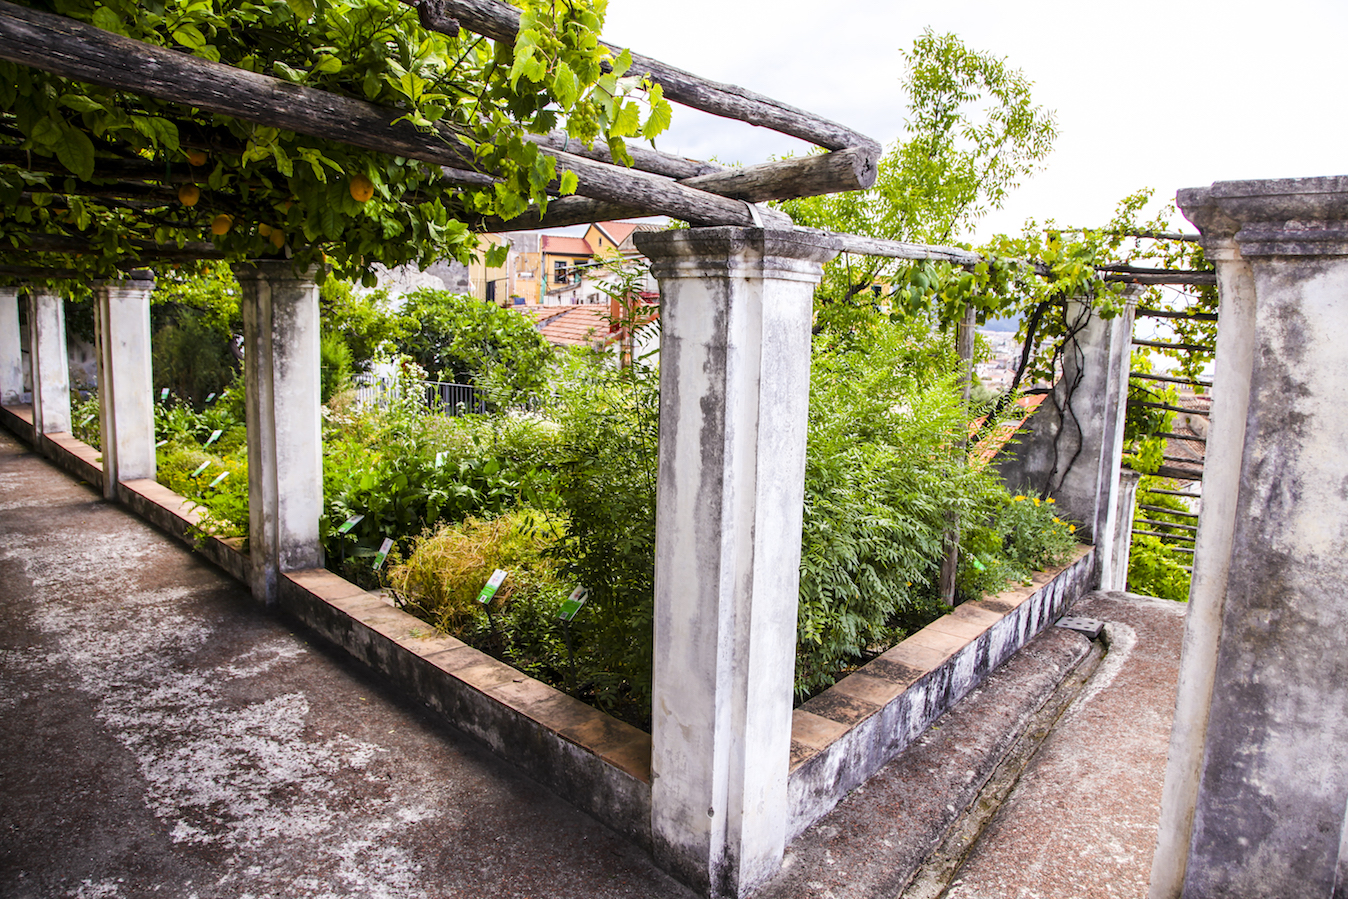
[1069, 525, 1076, 533]
[1013, 495, 1025, 502]
[1046, 497, 1055, 504]
[1033, 498, 1041, 506]
[1053, 517, 1062, 524]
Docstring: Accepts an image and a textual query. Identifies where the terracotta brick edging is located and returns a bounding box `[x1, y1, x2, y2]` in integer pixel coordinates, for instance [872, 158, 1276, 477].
[786, 544, 1096, 839]
[1, 402, 1097, 852]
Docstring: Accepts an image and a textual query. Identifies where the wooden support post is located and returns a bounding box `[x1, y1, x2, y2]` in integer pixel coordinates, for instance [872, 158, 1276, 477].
[939, 305, 978, 605]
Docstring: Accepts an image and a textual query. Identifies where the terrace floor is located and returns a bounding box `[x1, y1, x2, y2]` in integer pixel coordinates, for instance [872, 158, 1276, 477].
[0, 423, 1186, 899]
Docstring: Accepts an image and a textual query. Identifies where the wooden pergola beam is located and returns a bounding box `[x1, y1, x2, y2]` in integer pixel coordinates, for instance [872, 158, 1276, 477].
[413, 0, 879, 155]
[0, 1, 875, 229]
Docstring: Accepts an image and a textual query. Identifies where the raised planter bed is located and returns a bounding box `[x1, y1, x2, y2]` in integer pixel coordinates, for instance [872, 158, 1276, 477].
[1, 401, 1097, 852]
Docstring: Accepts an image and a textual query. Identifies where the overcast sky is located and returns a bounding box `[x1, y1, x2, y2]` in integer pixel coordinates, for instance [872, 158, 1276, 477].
[599, 0, 1347, 243]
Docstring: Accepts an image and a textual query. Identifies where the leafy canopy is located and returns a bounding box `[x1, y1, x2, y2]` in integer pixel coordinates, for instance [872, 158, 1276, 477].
[0, 0, 672, 286]
[778, 29, 1058, 313]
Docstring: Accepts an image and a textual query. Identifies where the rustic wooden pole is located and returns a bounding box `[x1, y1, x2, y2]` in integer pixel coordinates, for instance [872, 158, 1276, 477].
[412, 0, 879, 154]
[0, 1, 876, 227]
[939, 304, 978, 606]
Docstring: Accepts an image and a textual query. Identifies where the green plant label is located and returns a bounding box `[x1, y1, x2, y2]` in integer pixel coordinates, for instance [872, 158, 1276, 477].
[477, 569, 508, 605]
[558, 586, 589, 621]
[208, 471, 229, 488]
[205, 393, 216, 403]
[191, 460, 211, 477]
[156, 439, 168, 448]
[204, 429, 223, 447]
[373, 537, 394, 570]
[160, 388, 170, 401]
[337, 513, 365, 535]
[435, 451, 444, 468]
[80, 413, 95, 427]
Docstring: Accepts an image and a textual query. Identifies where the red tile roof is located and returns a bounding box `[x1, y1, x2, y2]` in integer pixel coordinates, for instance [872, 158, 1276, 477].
[519, 304, 617, 347]
[540, 235, 593, 255]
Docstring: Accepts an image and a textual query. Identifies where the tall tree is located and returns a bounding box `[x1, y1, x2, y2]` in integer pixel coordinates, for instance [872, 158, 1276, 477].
[778, 29, 1057, 313]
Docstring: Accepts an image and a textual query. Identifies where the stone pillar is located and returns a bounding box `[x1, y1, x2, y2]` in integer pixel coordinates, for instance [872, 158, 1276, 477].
[1, 286, 23, 405]
[94, 274, 157, 499]
[1104, 468, 1142, 592]
[235, 261, 323, 605]
[27, 286, 71, 435]
[1150, 177, 1348, 899]
[633, 227, 837, 898]
[996, 293, 1137, 584]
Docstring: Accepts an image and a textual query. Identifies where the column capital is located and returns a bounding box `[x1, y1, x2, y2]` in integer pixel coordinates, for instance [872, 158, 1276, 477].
[635, 226, 839, 283]
[1179, 177, 1348, 258]
[230, 260, 323, 284]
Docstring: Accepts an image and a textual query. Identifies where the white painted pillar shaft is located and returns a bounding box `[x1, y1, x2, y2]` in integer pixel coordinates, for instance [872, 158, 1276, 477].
[236, 261, 323, 605]
[635, 227, 836, 898]
[1151, 177, 1348, 898]
[28, 287, 71, 435]
[1, 286, 23, 405]
[94, 275, 157, 499]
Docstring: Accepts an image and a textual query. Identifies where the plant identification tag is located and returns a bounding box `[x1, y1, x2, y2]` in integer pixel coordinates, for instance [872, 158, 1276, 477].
[558, 587, 589, 621]
[373, 537, 394, 570]
[477, 569, 508, 605]
[337, 513, 365, 535]
[191, 460, 211, 477]
[203, 429, 223, 447]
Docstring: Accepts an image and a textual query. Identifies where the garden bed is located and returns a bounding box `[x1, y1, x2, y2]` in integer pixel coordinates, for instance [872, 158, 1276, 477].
[1, 401, 1097, 851]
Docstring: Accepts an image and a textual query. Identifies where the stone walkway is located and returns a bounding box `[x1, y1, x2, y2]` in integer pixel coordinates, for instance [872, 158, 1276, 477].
[0, 424, 1187, 898]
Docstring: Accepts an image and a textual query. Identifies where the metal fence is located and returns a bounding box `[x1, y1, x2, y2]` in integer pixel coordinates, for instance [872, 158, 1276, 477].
[352, 374, 488, 416]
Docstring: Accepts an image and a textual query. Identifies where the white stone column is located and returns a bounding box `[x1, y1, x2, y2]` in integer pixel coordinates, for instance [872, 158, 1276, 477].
[634, 227, 837, 898]
[94, 274, 157, 499]
[27, 286, 71, 435]
[235, 261, 323, 605]
[1150, 177, 1348, 899]
[1, 286, 23, 405]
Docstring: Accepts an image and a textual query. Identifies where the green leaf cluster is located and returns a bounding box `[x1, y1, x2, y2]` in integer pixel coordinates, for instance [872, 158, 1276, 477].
[1, 0, 669, 286]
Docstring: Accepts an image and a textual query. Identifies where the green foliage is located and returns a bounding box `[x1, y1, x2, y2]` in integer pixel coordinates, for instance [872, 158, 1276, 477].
[1128, 534, 1191, 601]
[795, 315, 1010, 696]
[321, 382, 557, 587]
[71, 392, 101, 447]
[1, 0, 672, 285]
[150, 263, 243, 409]
[319, 277, 399, 372]
[542, 349, 660, 715]
[389, 511, 571, 683]
[393, 288, 554, 401]
[319, 332, 353, 403]
[778, 29, 1057, 315]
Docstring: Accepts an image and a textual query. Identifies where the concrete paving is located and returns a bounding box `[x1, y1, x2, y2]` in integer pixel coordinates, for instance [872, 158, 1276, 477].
[0, 424, 1187, 899]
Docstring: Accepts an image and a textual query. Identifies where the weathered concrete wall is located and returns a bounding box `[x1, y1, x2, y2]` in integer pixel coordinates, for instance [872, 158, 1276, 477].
[1151, 176, 1348, 899]
[996, 296, 1136, 580]
[788, 546, 1096, 838]
[636, 227, 836, 899]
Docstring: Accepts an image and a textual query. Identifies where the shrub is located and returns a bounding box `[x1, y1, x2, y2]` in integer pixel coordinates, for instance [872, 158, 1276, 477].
[389, 511, 570, 683]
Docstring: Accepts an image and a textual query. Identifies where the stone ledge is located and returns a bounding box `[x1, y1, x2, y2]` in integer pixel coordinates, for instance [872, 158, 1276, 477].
[786, 544, 1096, 841]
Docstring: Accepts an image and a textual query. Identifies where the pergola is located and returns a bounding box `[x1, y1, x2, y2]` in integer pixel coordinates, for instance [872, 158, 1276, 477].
[0, 3, 965, 895]
[8, 5, 1348, 899]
